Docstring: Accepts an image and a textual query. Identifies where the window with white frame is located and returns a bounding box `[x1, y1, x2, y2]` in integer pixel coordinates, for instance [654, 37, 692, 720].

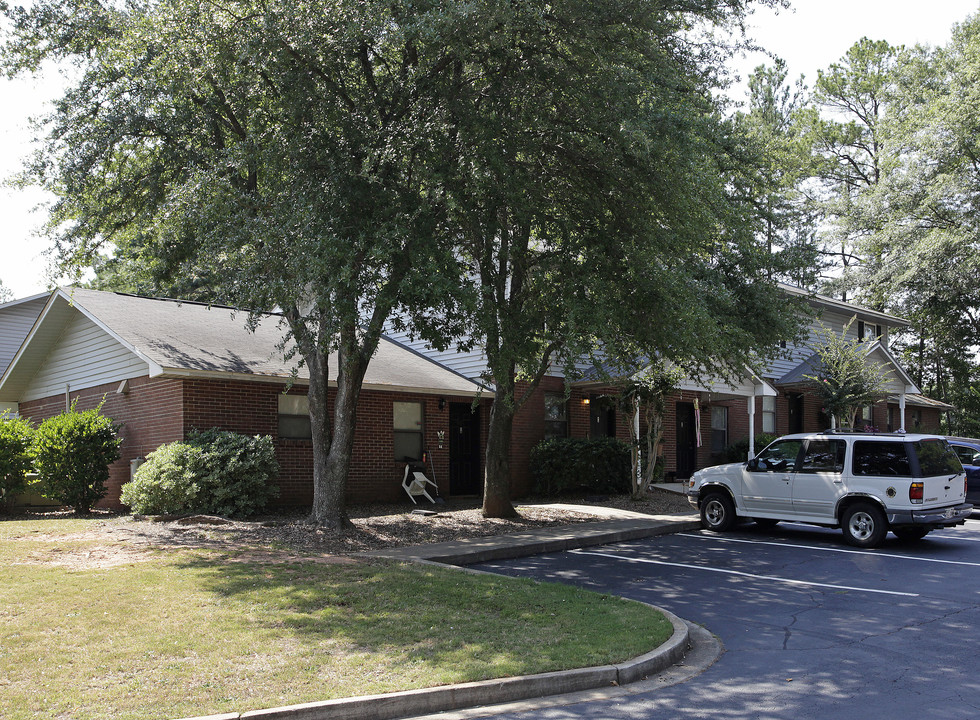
[762, 396, 776, 434]
[711, 406, 728, 455]
[393, 401, 424, 461]
[858, 321, 881, 342]
[278, 394, 312, 439]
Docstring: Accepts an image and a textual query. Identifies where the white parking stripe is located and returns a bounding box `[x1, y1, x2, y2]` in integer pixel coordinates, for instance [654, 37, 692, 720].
[930, 533, 980, 543]
[570, 549, 919, 596]
[677, 532, 980, 568]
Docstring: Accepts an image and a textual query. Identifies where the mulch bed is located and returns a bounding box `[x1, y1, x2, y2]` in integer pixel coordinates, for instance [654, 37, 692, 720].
[5, 487, 694, 560]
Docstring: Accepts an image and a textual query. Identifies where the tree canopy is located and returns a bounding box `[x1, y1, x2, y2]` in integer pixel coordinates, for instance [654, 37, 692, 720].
[2, 0, 808, 522]
[741, 15, 980, 435]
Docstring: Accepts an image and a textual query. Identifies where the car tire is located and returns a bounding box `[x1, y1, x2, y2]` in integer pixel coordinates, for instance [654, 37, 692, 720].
[841, 502, 888, 548]
[893, 527, 929, 542]
[700, 492, 736, 532]
[753, 518, 780, 529]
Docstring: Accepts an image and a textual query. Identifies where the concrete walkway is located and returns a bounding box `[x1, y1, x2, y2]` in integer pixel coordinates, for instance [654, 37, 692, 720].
[360, 510, 699, 566]
[181, 496, 710, 720]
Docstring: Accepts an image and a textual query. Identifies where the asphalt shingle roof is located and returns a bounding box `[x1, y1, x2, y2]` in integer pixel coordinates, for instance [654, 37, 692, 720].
[4, 288, 487, 397]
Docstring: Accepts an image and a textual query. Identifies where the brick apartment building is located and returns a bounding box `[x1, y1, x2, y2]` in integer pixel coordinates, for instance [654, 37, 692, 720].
[0, 285, 948, 509]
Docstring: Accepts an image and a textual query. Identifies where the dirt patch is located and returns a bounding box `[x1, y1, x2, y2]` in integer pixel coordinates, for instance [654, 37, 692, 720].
[7, 488, 693, 570]
[19, 544, 158, 571]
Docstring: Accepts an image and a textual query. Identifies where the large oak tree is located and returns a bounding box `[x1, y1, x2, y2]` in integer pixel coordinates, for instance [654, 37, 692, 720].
[2, 0, 804, 523]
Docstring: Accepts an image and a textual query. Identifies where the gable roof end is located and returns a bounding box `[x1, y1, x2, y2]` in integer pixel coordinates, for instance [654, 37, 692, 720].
[0, 288, 490, 401]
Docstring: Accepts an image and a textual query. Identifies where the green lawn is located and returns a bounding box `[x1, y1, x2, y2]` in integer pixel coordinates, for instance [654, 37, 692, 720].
[0, 517, 672, 720]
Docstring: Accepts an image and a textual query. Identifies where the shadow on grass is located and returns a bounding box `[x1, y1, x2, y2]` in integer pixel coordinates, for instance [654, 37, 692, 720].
[172, 551, 669, 683]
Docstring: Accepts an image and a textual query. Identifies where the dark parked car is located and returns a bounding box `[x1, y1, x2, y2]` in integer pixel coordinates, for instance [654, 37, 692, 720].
[947, 437, 980, 505]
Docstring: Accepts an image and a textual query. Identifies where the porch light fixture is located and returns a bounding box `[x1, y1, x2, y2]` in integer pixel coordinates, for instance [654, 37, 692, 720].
[582, 398, 590, 405]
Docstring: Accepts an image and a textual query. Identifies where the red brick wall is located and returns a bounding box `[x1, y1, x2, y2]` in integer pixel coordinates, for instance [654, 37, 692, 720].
[508, 378, 552, 496]
[19, 371, 949, 511]
[18, 376, 186, 509]
[180, 380, 491, 506]
[20, 376, 496, 510]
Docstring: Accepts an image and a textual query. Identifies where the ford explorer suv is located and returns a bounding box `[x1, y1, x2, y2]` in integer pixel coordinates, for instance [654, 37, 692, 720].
[687, 431, 972, 547]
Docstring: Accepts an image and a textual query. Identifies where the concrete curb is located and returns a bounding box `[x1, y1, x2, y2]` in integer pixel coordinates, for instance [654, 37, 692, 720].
[176, 512, 702, 720]
[360, 515, 702, 566]
[179, 607, 689, 720]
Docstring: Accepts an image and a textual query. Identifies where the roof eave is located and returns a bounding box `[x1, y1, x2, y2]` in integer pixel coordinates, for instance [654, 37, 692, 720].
[778, 283, 910, 328]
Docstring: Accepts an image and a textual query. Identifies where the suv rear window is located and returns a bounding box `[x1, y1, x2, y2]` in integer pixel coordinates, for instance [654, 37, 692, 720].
[915, 440, 961, 477]
[852, 441, 911, 477]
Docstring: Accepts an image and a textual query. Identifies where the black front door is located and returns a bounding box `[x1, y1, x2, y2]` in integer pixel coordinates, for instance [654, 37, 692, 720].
[676, 402, 697, 480]
[788, 393, 804, 434]
[590, 395, 616, 438]
[449, 403, 482, 495]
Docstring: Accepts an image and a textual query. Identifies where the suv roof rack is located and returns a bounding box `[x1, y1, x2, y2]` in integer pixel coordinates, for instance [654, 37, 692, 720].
[820, 429, 906, 436]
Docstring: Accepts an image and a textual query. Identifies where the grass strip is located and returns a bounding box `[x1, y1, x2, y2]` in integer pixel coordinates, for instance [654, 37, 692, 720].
[0, 517, 672, 720]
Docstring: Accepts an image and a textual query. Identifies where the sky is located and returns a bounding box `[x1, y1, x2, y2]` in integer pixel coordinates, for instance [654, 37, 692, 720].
[1, 0, 979, 301]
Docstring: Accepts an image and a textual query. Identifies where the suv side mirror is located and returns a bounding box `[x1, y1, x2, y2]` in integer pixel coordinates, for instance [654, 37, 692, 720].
[746, 458, 759, 472]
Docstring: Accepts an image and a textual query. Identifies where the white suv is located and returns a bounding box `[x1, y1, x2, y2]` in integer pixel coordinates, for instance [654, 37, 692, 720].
[687, 431, 972, 548]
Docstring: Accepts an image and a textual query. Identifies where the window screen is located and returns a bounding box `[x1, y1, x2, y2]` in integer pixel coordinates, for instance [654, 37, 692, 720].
[394, 402, 423, 461]
[710, 406, 728, 455]
[762, 396, 775, 434]
[853, 441, 911, 477]
[278, 394, 311, 439]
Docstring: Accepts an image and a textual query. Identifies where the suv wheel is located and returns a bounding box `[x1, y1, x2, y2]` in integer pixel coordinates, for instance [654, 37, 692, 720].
[700, 492, 736, 532]
[841, 502, 888, 548]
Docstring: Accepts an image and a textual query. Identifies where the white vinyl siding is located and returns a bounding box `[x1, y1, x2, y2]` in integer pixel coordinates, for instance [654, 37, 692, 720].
[763, 309, 884, 381]
[0, 296, 46, 378]
[22, 313, 149, 401]
[383, 328, 490, 380]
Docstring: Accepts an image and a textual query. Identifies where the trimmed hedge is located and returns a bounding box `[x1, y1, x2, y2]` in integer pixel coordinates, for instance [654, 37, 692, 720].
[530, 437, 631, 497]
[32, 403, 121, 513]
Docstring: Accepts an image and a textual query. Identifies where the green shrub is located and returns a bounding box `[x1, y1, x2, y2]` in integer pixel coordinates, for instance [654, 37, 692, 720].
[722, 433, 778, 464]
[32, 402, 121, 513]
[530, 437, 631, 497]
[120, 430, 279, 517]
[0, 415, 34, 511]
[187, 429, 279, 517]
[120, 443, 204, 515]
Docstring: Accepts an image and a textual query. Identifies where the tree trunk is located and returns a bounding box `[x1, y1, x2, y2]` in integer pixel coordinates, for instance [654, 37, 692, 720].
[309, 341, 369, 531]
[482, 387, 518, 518]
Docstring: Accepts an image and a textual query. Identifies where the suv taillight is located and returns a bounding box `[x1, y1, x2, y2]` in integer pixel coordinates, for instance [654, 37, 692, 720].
[910, 482, 924, 504]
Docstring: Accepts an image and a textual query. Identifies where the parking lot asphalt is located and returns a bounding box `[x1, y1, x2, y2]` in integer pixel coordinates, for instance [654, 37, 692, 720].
[177, 499, 708, 720]
[471, 516, 980, 720]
